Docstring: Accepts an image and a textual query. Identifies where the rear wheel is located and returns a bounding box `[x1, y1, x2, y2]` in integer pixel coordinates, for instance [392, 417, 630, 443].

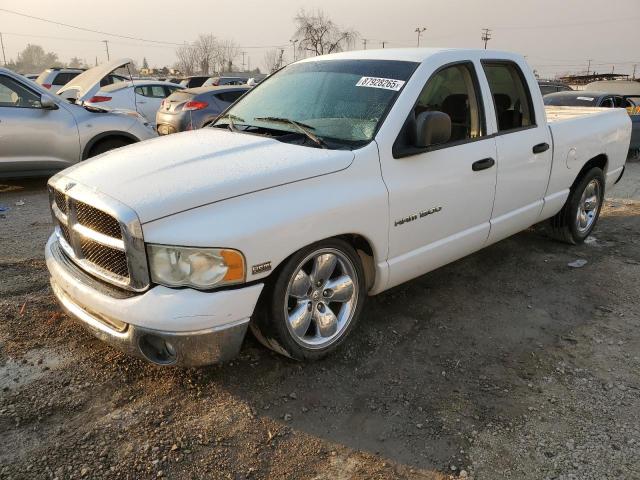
[251, 239, 366, 361]
[548, 167, 605, 244]
[88, 137, 133, 158]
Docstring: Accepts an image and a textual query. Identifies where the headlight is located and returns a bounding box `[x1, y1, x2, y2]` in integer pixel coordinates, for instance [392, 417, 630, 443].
[147, 245, 245, 289]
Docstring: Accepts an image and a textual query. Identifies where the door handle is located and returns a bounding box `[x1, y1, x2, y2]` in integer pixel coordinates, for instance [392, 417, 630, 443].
[137, 101, 147, 104]
[472, 158, 495, 171]
[533, 142, 549, 154]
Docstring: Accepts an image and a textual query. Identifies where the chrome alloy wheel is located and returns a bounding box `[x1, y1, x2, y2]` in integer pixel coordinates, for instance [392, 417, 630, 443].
[576, 179, 601, 234]
[284, 248, 359, 349]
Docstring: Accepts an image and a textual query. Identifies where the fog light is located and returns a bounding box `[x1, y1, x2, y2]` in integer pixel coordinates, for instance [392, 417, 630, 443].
[139, 334, 177, 365]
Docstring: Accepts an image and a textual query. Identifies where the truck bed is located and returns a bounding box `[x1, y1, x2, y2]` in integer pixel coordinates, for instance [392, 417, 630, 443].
[544, 105, 615, 124]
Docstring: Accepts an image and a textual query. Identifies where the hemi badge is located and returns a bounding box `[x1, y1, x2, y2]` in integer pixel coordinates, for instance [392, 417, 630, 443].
[252, 261, 272, 275]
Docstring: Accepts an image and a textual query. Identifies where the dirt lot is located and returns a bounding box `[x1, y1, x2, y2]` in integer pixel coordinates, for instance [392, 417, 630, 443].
[1, 163, 639, 480]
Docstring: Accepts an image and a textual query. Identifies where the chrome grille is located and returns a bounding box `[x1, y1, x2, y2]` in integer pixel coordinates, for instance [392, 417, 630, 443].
[76, 201, 123, 239]
[47, 175, 149, 292]
[54, 189, 68, 215]
[80, 238, 129, 277]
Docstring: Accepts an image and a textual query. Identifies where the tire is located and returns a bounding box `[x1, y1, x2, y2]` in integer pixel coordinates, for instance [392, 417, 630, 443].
[250, 238, 367, 361]
[88, 137, 133, 158]
[547, 167, 605, 244]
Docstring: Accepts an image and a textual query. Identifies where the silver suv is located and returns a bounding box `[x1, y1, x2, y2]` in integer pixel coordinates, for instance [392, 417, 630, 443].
[0, 67, 157, 178]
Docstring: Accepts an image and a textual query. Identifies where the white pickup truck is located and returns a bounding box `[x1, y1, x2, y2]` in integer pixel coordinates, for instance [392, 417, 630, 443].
[45, 48, 631, 366]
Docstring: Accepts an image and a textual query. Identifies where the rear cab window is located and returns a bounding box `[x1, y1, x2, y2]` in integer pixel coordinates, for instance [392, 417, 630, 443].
[482, 61, 535, 132]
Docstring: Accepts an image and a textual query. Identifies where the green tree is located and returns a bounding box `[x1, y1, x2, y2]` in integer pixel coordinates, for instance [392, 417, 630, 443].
[9, 44, 62, 73]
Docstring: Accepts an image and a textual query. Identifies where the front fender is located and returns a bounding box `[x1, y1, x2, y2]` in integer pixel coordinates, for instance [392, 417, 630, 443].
[141, 143, 389, 291]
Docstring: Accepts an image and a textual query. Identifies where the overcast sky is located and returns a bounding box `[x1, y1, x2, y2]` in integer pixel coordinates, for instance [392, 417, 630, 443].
[1, 0, 639, 78]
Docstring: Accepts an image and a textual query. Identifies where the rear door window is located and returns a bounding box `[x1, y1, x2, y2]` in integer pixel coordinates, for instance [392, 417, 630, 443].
[53, 72, 80, 85]
[135, 85, 169, 98]
[214, 90, 245, 104]
[483, 61, 535, 132]
[599, 97, 615, 108]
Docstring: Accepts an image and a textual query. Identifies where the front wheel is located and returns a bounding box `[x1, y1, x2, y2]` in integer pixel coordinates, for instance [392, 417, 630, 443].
[250, 239, 367, 361]
[548, 167, 605, 244]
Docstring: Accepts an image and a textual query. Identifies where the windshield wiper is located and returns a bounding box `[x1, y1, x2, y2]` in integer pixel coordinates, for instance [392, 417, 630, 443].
[254, 116, 328, 149]
[216, 113, 245, 132]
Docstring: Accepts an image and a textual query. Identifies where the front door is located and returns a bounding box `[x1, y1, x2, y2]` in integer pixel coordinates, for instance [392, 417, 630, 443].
[0, 74, 78, 175]
[381, 62, 498, 289]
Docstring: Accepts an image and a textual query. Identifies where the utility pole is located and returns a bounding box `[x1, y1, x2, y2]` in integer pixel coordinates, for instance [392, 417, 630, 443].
[102, 40, 110, 61]
[381, 41, 387, 48]
[633, 64, 637, 80]
[362, 38, 368, 50]
[277, 49, 284, 69]
[0, 32, 6, 66]
[290, 39, 298, 62]
[415, 27, 426, 47]
[586, 59, 591, 76]
[241, 51, 247, 72]
[481, 28, 492, 49]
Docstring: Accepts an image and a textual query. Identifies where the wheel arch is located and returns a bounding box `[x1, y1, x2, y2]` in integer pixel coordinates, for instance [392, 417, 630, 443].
[82, 131, 140, 159]
[572, 153, 608, 190]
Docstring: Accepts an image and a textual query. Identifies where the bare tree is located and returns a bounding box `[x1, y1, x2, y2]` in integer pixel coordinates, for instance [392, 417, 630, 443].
[263, 49, 281, 74]
[175, 43, 199, 76]
[292, 9, 357, 57]
[217, 39, 239, 73]
[7, 44, 62, 72]
[194, 34, 218, 75]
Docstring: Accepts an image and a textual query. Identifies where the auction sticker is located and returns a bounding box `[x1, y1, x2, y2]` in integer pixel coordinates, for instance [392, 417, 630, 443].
[356, 76, 405, 91]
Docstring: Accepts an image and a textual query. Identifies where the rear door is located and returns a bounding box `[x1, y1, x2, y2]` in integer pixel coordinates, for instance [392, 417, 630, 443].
[0, 74, 79, 175]
[134, 84, 169, 122]
[481, 60, 553, 244]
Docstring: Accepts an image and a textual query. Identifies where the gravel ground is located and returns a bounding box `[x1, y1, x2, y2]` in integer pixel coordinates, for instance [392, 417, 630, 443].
[0, 162, 639, 480]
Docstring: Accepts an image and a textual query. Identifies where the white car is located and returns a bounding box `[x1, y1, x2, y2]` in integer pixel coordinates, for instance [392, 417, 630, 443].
[45, 48, 631, 366]
[84, 80, 184, 124]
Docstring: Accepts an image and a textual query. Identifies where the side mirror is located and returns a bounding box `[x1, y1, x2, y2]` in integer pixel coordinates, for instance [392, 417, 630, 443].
[415, 111, 451, 148]
[40, 95, 58, 110]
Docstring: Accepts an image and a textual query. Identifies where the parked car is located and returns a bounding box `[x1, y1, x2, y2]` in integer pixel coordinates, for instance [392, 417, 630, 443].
[544, 91, 639, 154]
[0, 67, 156, 178]
[84, 80, 183, 124]
[56, 58, 131, 103]
[538, 80, 572, 95]
[201, 76, 246, 87]
[178, 76, 210, 88]
[156, 85, 250, 135]
[35, 67, 85, 94]
[23, 73, 40, 81]
[45, 48, 631, 366]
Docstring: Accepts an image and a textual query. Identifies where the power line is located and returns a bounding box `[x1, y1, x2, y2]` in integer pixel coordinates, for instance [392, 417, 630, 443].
[0, 7, 184, 46]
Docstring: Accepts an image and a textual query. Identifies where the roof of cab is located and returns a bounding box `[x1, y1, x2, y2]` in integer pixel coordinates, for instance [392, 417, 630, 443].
[296, 47, 521, 64]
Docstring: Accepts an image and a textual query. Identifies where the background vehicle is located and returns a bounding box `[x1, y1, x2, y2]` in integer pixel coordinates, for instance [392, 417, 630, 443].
[538, 80, 572, 95]
[178, 76, 210, 88]
[35, 67, 85, 94]
[84, 80, 183, 124]
[45, 48, 630, 367]
[156, 85, 249, 135]
[544, 91, 639, 154]
[23, 73, 40, 81]
[202, 76, 246, 87]
[56, 58, 131, 103]
[0, 67, 156, 178]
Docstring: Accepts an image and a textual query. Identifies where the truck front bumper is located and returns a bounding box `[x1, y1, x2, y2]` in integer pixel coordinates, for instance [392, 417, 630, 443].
[45, 235, 264, 366]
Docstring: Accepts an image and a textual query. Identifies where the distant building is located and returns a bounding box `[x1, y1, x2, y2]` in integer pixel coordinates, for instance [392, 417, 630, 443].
[557, 73, 630, 86]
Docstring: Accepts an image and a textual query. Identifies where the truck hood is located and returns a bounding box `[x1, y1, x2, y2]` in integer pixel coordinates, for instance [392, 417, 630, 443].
[63, 128, 354, 223]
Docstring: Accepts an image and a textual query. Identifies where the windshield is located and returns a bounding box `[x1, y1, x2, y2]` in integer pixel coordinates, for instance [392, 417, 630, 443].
[213, 59, 418, 148]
